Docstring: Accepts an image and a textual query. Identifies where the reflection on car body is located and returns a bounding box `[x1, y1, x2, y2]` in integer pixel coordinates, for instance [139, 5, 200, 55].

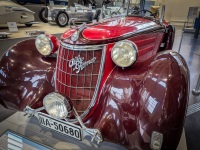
[0, 0, 189, 150]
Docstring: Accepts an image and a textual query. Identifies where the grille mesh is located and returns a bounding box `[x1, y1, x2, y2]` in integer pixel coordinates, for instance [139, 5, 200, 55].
[56, 46, 102, 115]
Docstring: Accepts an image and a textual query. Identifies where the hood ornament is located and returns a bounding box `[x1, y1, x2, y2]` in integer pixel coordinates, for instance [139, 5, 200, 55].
[69, 55, 96, 73]
[70, 22, 87, 42]
[71, 30, 79, 41]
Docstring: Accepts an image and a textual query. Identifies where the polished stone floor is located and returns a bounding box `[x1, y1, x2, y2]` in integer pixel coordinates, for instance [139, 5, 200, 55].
[172, 27, 200, 150]
[173, 27, 200, 106]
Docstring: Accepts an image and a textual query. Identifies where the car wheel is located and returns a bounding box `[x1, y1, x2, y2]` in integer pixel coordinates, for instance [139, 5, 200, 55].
[16, 1, 27, 5]
[55, 12, 69, 27]
[25, 24, 32, 27]
[39, 7, 48, 23]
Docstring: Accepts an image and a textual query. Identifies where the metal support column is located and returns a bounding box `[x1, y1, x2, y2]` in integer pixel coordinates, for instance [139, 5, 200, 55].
[140, 0, 145, 16]
[194, 11, 200, 39]
[178, 31, 184, 53]
[192, 74, 200, 96]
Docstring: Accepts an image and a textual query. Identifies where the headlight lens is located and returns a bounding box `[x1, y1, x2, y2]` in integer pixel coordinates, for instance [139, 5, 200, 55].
[35, 34, 53, 56]
[111, 40, 138, 67]
[43, 92, 71, 119]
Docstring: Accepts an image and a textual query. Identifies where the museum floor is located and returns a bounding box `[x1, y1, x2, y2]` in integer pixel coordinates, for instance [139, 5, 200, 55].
[0, 24, 200, 149]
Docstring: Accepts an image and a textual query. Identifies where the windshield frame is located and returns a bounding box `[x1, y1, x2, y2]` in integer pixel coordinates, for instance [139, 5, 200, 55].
[101, 0, 144, 18]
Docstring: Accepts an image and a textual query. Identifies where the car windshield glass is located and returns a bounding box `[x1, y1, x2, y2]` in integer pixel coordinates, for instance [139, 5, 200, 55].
[102, 0, 129, 18]
[101, 0, 159, 19]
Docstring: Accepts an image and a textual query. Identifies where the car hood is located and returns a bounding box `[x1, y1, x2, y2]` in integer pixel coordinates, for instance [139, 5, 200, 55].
[61, 16, 163, 45]
[82, 16, 161, 40]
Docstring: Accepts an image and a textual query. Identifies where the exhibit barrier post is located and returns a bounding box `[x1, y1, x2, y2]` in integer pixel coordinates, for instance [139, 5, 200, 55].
[178, 31, 184, 53]
[192, 74, 200, 96]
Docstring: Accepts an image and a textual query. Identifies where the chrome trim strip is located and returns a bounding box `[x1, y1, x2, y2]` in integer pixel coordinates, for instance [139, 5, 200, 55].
[55, 44, 106, 123]
[60, 41, 106, 51]
[54, 44, 61, 92]
[81, 46, 106, 119]
[69, 45, 106, 123]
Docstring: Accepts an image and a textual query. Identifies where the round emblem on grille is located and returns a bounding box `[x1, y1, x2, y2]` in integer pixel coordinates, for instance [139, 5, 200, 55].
[71, 31, 79, 41]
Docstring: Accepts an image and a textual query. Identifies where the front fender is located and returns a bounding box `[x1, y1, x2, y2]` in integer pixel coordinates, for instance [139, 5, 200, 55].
[87, 50, 189, 150]
[0, 39, 56, 110]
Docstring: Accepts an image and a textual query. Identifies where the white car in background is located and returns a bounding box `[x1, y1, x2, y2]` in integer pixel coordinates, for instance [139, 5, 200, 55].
[0, 0, 35, 27]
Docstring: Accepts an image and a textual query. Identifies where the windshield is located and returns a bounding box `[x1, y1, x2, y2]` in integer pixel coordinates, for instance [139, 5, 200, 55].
[101, 0, 160, 19]
[101, 0, 128, 18]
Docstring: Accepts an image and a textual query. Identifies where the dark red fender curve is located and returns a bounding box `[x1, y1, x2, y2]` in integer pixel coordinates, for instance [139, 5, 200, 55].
[85, 50, 189, 150]
[0, 38, 189, 150]
[0, 39, 56, 110]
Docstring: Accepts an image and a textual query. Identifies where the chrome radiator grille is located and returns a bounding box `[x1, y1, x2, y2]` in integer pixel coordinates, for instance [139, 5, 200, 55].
[56, 43, 105, 116]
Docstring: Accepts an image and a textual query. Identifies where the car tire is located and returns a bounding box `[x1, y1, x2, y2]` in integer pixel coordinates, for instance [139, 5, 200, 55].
[55, 11, 69, 27]
[16, 1, 27, 5]
[25, 24, 32, 27]
[39, 7, 48, 23]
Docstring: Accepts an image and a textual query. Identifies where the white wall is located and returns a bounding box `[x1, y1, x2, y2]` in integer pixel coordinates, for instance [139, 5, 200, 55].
[161, 0, 200, 22]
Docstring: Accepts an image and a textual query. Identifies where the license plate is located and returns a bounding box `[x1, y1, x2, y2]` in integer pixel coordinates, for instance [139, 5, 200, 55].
[38, 113, 82, 141]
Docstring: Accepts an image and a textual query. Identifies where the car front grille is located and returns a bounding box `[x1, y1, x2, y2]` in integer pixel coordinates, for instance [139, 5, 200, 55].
[56, 43, 105, 117]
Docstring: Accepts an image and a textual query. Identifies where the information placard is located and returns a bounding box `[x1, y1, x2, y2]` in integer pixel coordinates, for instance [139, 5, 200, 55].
[7, 22, 18, 32]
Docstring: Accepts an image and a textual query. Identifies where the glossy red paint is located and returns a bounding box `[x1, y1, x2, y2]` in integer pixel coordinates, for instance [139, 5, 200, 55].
[46, 34, 59, 53]
[56, 46, 102, 116]
[82, 16, 161, 41]
[129, 32, 164, 62]
[84, 32, 165, 121]
[0, 39, 56, 110]
[61, 29, 76, 39]
[85, 50, 189, 149]
[84, 43, 116, 121]
[0, 14, 189, 150]
[60, 16, 165, 45]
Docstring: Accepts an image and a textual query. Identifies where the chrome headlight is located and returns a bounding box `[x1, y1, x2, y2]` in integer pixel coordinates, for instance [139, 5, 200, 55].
[35, 34, 53, 56]
[111, 40, 138, 67]
[43, 92, 72, 119]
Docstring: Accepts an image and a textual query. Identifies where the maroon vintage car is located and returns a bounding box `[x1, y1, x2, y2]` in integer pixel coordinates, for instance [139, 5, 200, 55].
[0, 0, 189, 150]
